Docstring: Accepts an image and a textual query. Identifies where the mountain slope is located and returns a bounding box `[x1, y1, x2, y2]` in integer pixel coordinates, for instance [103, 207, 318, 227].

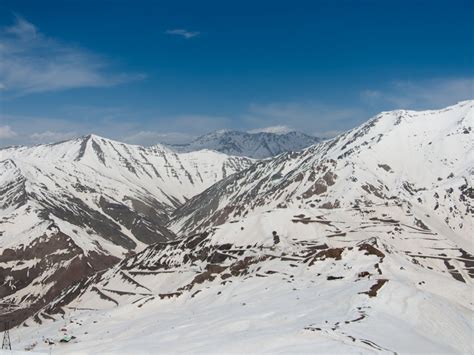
[169, 130, 321, 158]
[15, 202, 473, 353]
[0, 135, 252, 326]
[10, 101, 473, 354]
[171, 100, 473, 248]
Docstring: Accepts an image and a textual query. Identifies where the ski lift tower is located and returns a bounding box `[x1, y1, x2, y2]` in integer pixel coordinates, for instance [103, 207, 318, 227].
[0, 302, 25, 351]
[2, 320, 11, 350]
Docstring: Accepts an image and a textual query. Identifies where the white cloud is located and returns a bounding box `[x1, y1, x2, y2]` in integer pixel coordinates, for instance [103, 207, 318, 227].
[30, 130, 77, 143]
[0, 125, 17, 139]
[247, 125, 293, 134]
[360, 89, 381, 102]
[3, 77, 470, 147]
[5, 16, 37, 38]
[165, 29, 200, 39]
[0, 16, 145, 95]
[0, 110, 231, 147]
[243, 101, 366, 138]
[159, 114, 232, 133]
[246, 102, 363, 123]
[361, 78, 473, 109]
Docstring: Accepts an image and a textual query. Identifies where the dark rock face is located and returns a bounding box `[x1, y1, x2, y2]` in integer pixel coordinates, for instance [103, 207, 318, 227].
[40, 197, 137, 250]
[0, 160, 27, 210]
[360, 279, 388, 297]
[0, 230, 118, 328]
[0, 189, 176, 331]
[0, 161, 178, 326]
[99, 197, 176, 244]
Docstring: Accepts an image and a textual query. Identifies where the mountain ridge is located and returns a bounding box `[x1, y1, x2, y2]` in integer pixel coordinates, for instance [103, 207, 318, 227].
[0, 135, 253, 326]
[171, 100, 473, 245]
[168, 130, 321, 158]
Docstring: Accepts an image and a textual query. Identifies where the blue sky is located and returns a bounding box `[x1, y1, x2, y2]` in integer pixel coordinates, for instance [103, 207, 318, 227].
[0, 0, 472, 146]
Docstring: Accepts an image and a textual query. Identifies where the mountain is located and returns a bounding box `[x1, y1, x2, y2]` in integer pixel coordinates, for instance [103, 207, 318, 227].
[171, 101, 473, 242]
[10, 101, 473, 353]
[0, 134, 252, 326]
[169, 130, 321, 158]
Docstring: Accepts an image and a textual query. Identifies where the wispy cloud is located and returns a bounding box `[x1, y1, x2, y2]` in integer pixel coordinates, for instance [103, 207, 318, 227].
[29, 130, 77, 143]
[1, 76, 471, 147]
[0, 16, 144, 96]
[0, 109, 231, 146]
[361, 78, 473, 110]
[0, 125, 17, 139]
[247, 102, 364, 122]
[244, 101, 366, 138]
[165, 29, 200, 39]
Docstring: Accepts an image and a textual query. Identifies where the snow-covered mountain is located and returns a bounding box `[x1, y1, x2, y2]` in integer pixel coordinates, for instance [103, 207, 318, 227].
[10, 101, 473, 353]
[0, 134, 252, 325]
[172, 101, 473, 243]
[169, 130, 321, 158]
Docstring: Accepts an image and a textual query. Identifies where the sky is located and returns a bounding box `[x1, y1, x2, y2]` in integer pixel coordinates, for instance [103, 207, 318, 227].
[0, 0, 472, 146]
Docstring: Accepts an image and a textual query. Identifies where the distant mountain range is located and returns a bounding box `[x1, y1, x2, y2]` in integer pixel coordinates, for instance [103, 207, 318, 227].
[168, 130, 321, 158]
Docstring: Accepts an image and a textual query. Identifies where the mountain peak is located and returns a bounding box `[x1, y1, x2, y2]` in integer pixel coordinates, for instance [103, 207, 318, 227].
[79, 133, 121, 145]
[168, 130, 321, 158]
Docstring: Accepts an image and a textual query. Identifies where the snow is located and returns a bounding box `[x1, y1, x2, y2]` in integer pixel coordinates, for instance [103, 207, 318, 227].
[0, 135, 253, 206]
[1, 101, 473, 354]
[0, 134, 253, 254]
[9, 206, 474, 353]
